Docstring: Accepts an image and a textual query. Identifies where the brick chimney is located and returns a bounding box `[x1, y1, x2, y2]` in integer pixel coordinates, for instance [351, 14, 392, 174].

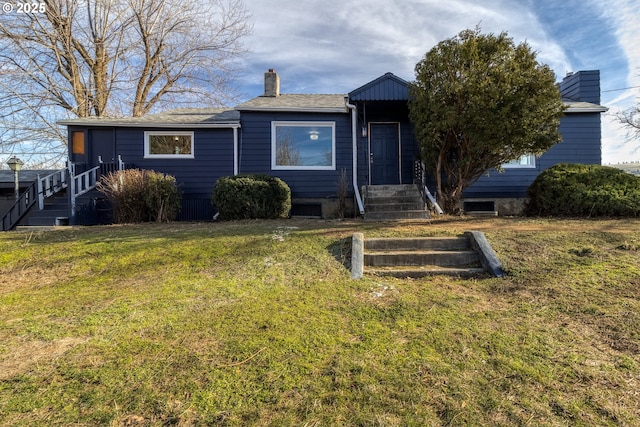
[264, 69, 280, 97]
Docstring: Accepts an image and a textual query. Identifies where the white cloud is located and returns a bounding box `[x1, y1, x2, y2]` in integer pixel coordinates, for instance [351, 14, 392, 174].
[239, 0, 637, 162]
[241, 0, 571, 93]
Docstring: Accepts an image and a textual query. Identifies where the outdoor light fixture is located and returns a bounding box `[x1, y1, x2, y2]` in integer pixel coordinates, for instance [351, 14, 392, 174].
[6, 156, 24, 200]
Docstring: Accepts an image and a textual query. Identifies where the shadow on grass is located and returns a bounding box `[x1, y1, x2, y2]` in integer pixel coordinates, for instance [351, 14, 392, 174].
[326, 236, 352, 271]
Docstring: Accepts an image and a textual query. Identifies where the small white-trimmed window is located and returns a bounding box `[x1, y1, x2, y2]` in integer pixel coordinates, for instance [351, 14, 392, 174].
[271, 121, 335, 170]
[503, 154, 535, 168]
[144, 131, 194, 159]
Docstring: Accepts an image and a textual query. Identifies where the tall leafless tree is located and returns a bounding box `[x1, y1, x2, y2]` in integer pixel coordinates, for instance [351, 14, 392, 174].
[0, 0, 251, 166]
[618, 104, 640, 140]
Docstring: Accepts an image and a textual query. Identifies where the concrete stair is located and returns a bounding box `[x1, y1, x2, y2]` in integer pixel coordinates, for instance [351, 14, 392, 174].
[351, 232, 504, 279]
[363, 184, 428, 221]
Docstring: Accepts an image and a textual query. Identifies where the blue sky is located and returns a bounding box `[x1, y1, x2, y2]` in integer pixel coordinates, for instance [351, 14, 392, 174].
[237, 0, 640, 164]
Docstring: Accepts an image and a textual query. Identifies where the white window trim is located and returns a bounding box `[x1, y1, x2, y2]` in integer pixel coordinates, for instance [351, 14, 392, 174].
[144, 131, 195, 159]
[503, 154, 536, 169]
[271, 121, 336, 170]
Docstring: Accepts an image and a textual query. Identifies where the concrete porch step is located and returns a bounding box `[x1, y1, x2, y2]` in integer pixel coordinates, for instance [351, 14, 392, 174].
[362, 184, 417, 197]
[365, 236, 471, 251]
[364, 249, 481, 267]
[366, 194, 422, 203]
[350, 232, 504, 279]
[366, 265, 489, 278]
[364, 210, 429, 221]
[362, 184, 428, 221]
[365, 202, 424, 212]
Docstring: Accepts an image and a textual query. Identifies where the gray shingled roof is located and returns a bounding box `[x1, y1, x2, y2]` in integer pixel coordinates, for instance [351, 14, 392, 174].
[57, 108, 240, 127]
[56, 95, 605, 129]
[563, 101, 608, 113]
[235, 94, 347, 112]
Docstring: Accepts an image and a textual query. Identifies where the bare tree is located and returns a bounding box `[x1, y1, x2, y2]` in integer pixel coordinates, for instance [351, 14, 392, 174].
[0, 0, 251, 166]
[618, 104, 640, 140]
[275, 133, 301, 166]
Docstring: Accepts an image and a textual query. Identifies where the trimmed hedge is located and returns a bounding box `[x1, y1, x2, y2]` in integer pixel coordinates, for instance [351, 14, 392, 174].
[212, 174, 291, 220]
[526, 163, 640, 217]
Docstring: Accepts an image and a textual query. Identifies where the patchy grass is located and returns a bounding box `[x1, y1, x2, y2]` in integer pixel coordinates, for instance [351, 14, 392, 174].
[0, 217, 639, 426]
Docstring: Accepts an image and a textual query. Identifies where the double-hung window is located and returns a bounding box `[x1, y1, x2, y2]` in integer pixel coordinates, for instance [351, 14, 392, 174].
[271, 122, 335, 170]
[144, 131, 194, 159]
[503, 154, 536, 168]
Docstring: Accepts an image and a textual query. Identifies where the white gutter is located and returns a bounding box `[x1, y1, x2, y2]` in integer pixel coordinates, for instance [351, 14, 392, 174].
[236, 107, 346, 113]
[345, 96, 365, 215]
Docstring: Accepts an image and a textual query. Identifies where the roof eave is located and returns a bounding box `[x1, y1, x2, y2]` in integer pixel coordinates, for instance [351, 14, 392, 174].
[565, 106, 609, 113]
[235, 106, 347, 113]
[57, 120, 241, 128]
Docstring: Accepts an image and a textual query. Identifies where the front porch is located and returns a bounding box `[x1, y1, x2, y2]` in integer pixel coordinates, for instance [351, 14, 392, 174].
[0, 157, 125, 231]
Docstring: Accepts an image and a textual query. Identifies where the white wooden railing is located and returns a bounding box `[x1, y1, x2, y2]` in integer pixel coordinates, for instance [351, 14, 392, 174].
[71, 166, 100, 198]
[37, 170, 68, 210]
[1, 155, 126, 230]
[69, 155, 125, 223]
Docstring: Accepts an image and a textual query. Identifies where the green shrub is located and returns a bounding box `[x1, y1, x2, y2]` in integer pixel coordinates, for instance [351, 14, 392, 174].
[145, 172, 181, 222]
[212, 174, 291, 220]
[97, 169, 181, 223]
[526, 163, 640, 217]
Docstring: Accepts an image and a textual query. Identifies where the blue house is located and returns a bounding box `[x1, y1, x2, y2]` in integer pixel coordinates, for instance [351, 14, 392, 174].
[2, 69, 606, 228]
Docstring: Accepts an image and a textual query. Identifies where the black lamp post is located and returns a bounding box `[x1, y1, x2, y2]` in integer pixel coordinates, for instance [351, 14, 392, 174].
[6, 156, 24, 200]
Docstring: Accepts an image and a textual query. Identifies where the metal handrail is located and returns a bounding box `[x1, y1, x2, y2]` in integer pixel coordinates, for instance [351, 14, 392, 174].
[414, 160, 443, 215]
[1, 183, 37, 231]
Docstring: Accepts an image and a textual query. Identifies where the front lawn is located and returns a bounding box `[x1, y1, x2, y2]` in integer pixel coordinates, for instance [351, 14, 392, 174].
[1, 217, 639, 426]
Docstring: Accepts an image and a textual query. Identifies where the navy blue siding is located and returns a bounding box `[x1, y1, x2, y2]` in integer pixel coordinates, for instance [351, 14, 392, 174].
[70, 126, 235, 221]
[465, 112, 602, 198]
[352, 101, 419, 185]
[113, 127, 235, 198]
[239, 111, 352, 198]
[559, 70, 600, 104]
[400, 120, 420, 184]
[67, 70, 605, 220]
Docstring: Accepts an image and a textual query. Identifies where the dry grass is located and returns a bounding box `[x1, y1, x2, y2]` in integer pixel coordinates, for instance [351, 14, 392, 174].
[1, 217, 639, 426]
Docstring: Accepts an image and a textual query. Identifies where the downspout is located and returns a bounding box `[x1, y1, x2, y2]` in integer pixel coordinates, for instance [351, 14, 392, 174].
[345, 96, 365, 215]
[233, 126, 239, 175]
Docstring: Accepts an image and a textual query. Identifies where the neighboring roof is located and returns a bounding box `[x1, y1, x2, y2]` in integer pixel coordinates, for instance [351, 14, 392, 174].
[57, 108, 240, 128]
[235, 94, 347, 113]
[349, 72, 410, 101]
[563, 100, 608, 113]
[0, 170, 61, 185]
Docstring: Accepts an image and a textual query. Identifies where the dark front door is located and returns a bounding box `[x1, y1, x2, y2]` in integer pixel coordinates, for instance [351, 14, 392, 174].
[370, 123, 400, 185]
[90, 129, 115, 166]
